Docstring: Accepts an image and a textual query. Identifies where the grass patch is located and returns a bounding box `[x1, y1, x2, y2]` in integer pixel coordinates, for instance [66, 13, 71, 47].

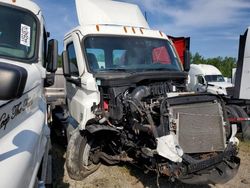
[239, 141, 250, 152]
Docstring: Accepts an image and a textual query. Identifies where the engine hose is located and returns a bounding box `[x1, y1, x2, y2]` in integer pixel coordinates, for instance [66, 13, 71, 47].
[159, 98, 170, 135]
[126, 99, 144, 116]
[129, 86, 159, 138]
[130, 86, 151, 102]
[145, 110, 159, 138]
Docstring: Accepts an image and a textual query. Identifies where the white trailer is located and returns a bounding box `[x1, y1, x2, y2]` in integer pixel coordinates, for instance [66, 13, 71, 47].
[0, 0, 58, 187]
[234, 27, 250, 100]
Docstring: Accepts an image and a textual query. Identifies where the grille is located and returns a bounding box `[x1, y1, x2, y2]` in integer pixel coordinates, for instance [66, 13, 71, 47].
[171, 102, 226, 153]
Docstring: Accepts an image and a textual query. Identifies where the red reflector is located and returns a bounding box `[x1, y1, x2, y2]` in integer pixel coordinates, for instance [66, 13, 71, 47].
[228, 117, 250, 122]
[104, 100, 109, 110]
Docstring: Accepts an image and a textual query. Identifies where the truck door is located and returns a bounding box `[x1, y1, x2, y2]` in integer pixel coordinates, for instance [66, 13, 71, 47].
[195, 74, 207, 92]
[64, 34, 100, 130]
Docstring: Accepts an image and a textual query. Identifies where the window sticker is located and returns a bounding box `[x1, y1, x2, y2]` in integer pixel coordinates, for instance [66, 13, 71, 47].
[20, 24, 31, 47]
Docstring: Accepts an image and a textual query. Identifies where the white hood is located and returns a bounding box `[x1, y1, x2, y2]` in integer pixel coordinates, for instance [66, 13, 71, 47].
[208, 82, 233, 89]
[207, 82, 233, 95]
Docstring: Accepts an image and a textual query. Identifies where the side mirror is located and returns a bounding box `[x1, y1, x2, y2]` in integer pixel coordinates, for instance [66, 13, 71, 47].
[183, 50, 190, 72]
[0, 63, 27, 100]
[47, 39, 58, 73]
[62, 51, 70, 77]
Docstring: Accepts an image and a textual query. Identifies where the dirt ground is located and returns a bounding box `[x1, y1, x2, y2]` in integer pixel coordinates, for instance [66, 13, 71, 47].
[51, 141, 250, 188]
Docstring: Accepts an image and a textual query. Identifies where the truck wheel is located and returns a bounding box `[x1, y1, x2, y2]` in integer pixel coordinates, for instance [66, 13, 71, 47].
[231, 105, 250, 141]
[66, 129, 100, 180]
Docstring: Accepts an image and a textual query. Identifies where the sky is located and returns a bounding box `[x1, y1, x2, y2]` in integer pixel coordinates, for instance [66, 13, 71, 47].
[34, 0, 250, 58]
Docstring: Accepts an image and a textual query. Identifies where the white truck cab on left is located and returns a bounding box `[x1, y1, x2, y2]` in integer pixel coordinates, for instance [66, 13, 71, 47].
[0, 0, 58, 187]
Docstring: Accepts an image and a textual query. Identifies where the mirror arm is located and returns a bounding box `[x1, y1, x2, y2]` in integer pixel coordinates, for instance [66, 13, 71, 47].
[66, 77, 81, 87]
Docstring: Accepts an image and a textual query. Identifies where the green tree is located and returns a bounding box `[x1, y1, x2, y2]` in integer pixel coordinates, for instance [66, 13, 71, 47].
[58, 54, 62, 67]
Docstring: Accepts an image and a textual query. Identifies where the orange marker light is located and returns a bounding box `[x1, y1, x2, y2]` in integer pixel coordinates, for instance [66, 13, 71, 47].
[140, 28, 144, 34]
[12, 0, 16, 2]
[123, 26, 127, 33]
[159, 31, 163, 37]
[96, 25, 100, 32]
[132, 27, 136, 34]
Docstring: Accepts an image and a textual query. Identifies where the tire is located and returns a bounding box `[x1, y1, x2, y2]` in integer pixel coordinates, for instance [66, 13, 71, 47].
[66, 129, 100, 180]
[231, 105, 250, 141]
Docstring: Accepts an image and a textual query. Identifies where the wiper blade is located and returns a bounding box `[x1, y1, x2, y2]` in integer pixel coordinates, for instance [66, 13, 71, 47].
[145, 68, 175, 71]
[104, 68, 128, 71]
[100, 68, 138, 73]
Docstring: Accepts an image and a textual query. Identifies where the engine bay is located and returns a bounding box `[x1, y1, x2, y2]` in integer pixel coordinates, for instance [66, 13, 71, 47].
[82, 77, 240, 184]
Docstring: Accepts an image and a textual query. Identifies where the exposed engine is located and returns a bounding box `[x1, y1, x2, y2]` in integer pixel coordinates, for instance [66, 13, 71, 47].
[84, 81, 240, 184]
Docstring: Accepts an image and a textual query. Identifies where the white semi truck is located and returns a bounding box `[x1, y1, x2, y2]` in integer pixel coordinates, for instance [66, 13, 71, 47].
[188, 64, 233, 95]
[51, 0, 240, 185]
[0, 0, 58, 187]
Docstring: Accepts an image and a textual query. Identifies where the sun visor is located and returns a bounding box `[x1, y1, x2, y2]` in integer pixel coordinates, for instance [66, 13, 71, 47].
[75, 0, 150, 29]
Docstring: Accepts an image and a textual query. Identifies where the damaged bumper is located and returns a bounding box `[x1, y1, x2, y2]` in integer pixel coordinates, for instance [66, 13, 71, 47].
[159, 142, 240, 184]
[179, 155, 240, 184]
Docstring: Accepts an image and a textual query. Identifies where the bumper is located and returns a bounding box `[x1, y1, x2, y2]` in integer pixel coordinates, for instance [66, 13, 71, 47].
[178, 156, 240, 184]
[177, 143, 240, 184]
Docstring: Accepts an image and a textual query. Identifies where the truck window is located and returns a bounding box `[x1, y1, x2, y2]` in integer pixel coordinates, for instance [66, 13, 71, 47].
[152, 46, 171, 64]
[67, 43, 79, 76]
[205, 75, 225, 82]
[113, 49, 127, 66]
[0, 4, 38, 61]
[86, 48, 105, 70]
[197, 75, 205, 85]
[42, 28, 47, 67]
[83, 36, 182, 73]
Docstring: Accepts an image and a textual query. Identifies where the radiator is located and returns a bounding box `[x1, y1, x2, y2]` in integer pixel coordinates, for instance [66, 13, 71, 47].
[171, 102, 226, 154]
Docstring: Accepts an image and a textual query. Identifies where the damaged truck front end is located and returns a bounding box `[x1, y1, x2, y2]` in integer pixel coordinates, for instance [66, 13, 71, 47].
[89, 74, 240, 184]
[62, 60, 240, 184]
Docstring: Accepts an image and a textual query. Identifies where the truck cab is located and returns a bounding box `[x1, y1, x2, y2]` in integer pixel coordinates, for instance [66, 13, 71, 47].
[0, 0, 57, 187]
[62, 0, 188, 130]
[59, 0, 240, 185]
[188, 64, 233, 95]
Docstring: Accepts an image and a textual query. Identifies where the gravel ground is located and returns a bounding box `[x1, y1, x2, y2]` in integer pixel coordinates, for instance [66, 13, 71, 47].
[51, 142, 250, 188]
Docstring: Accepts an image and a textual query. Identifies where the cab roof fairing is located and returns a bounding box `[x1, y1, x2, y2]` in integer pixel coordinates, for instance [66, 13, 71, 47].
[0, 0, 42, 16]
[75, 0, 150, 29]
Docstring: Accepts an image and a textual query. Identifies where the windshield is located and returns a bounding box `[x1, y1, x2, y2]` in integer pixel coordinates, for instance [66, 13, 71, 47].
[0, 5, 38, 61]
[205, 75, 225, 82]
[83, 36, 182, 73]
